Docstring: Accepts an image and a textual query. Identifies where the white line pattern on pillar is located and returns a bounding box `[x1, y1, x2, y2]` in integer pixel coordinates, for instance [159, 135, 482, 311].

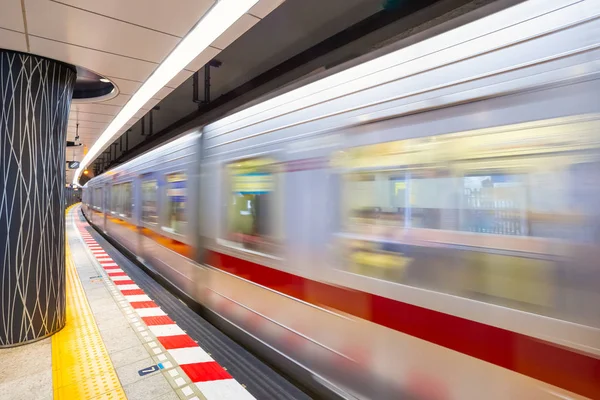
[0, 51, 76, 346]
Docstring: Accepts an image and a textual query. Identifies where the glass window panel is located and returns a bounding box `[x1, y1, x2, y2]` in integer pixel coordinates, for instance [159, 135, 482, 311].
[142, 179, 158, 224]
[567, 161, 600, 243]
[337, 116, 600, 326]
[94, 187, 102, 210]
[122, 182, 132, 218]
[460, 173, 526, 235]
[164, 173, 187, 235]
[344, 172, 406, 239]
[225, 158, 279, 253]
[111, 184, 119, 214]
[408, 172, 460, 230]
[105, 187, 110, 213]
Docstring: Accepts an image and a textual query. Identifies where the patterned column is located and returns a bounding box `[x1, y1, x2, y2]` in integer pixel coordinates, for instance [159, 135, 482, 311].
[0, 50, 76, 346]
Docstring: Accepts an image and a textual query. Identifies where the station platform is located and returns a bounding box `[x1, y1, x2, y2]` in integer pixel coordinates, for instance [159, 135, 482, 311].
[0, 205, 309, 400]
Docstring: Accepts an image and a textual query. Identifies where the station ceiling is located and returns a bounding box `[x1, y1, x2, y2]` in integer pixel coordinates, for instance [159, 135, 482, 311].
[0, 0, 285, 183]
[0, 0, 506, 184]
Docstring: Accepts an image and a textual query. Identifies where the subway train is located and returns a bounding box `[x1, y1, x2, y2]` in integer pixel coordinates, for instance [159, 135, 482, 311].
[82, 1, 600, 399]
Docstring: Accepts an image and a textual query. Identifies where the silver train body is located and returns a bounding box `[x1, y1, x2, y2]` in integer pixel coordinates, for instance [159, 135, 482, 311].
[83, 1, 600, 398]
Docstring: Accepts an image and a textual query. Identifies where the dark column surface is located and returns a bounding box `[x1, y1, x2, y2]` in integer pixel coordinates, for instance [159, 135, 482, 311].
[0, 50, 76, 346]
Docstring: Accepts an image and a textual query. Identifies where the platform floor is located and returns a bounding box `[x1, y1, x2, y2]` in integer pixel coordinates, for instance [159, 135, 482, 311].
[0, 205, 307, 400]
[0, 335, 53, 400]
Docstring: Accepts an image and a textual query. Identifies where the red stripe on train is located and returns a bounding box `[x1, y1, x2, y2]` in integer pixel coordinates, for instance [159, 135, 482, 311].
[206, 250, 600, 399]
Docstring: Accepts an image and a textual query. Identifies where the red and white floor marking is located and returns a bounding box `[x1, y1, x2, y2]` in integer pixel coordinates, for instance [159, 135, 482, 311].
[76, 216, 255, 400]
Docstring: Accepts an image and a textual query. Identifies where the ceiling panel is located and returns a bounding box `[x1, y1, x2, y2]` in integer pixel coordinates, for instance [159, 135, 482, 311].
[47, 0, 285, 182]
[143, 98, 162, 111]
[132, 109, 147, 118]
[93, 94, 131, 107]
[184, 47, 221, 75]
[69, 135, 101, 144]
[124, 117, 139, 129]
[71, 102, 120, 116]
[107, 77, 141, 96]
[67, 126, 103, 135]
[68, 120, 108, 129]
[69, 132, 107, 142]
[55, 0, 215, 38]
[155, 86, 175, 100]
[249, 0, 285, 19]
[0, 28, 28, 52]
[29, 36, 156, 82]
[65, 150, 83, 161]
[108, 77, 174, 100]
[24, 0, 180, 63]
[0, 0, 25, 32]
[166, 69, 195, 90]
[90, 94, 158, 110]
[67, 125, 102, 135]
[68, 111, 114, 123]
[212, 14, 260, 51]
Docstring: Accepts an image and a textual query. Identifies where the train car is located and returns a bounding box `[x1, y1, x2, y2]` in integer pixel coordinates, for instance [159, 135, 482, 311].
[83, 0, 600, 398]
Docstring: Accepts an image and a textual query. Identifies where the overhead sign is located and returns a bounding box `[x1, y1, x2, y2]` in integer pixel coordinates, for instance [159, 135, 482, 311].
[68, 161, 80, 169]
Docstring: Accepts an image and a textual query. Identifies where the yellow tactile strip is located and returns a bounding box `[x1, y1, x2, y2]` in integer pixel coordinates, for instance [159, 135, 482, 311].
[52, 210, 126, 400]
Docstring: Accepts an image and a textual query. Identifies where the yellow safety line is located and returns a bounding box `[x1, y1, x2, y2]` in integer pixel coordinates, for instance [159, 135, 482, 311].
[52, 205, 126, 399]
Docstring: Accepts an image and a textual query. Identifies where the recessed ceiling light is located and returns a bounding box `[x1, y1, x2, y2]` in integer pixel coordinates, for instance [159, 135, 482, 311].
[99, 78, 110, 83]
[74, 0, 260, 185]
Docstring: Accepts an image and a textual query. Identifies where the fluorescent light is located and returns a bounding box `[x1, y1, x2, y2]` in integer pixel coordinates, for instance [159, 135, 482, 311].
[73, 0, 259, 185]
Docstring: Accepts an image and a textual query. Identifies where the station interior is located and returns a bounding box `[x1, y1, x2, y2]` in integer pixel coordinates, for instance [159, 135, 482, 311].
[1, 1, 599, 399]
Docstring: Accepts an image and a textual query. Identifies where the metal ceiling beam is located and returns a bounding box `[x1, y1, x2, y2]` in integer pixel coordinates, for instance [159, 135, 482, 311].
[193, 59, 222, 106]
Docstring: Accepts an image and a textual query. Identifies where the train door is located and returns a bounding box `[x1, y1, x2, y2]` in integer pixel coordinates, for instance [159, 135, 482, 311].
[285, 134, 339, 274]
[139, 172, 159, 264]
[103, 183, 109, 231]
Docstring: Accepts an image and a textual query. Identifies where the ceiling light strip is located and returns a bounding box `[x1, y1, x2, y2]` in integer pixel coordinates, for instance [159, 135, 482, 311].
[74, 0, 259, 185]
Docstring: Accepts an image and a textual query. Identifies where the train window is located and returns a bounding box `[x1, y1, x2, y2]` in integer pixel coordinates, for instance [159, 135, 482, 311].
[338, 116, 600, 324]
[405, 170, 460, 230]
[460, 173, 527, 235]
[343, 172, 407, 236]
[94, 187, 102, 210]
[121, 182, 132, 218]
[224, 157, 280, 254]
[564, 161, 600, 242]
[111, 182, 133, 218]
[111, 184, 119, 214]
[105, 186, 110, 214]
[342, 169, 460, 235]
[164, 172, 186, 235]
[141, 179, 158, 224]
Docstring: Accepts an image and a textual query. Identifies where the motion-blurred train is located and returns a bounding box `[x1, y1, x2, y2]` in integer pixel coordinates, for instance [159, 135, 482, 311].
[82, 1, 600, 398]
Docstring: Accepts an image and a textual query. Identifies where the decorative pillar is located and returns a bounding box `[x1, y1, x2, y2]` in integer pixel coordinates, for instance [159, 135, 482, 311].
[0, 50, 76, 346]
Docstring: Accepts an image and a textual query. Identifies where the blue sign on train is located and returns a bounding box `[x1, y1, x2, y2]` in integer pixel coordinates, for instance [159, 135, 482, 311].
[167, 179, 186, 203]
